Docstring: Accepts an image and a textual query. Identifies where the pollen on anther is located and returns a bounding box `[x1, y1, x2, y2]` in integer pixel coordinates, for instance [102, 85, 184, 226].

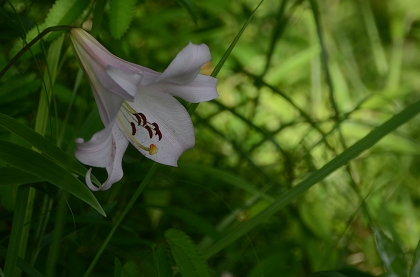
[149, 144, 158, 155]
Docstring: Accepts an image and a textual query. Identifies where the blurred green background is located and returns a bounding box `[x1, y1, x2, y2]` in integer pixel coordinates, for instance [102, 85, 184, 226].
[1, 0, 420, 276]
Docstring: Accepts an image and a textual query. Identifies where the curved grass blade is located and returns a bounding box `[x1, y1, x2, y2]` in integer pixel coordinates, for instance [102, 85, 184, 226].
[0, 140, 105, 216]
[188, 0, 264, 114]
[0, 113, 99, 186]
[3, 185, 30, 277]
[0, 245, 45, 277]
[373, 227, 408, 277]
[202, 98, 420, 259]
[0, 167, 42, 186]
[410, 238, 420, 277]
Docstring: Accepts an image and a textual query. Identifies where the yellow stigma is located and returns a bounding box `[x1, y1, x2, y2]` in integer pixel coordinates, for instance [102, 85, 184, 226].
[149, 144, 158, 155]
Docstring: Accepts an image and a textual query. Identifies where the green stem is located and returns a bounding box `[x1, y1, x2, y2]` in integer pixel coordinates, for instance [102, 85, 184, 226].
[84, 163, 159, 277]
[0, 25, 72, 80]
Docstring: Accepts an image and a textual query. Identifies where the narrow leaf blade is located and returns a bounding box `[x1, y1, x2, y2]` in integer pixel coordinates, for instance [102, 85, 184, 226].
[0, 141, 105, 216]
[410, 238, 420, 277]
[0, 113, 99, 186]
[373, 227, 408, 277]
[202, 99, 420, 259]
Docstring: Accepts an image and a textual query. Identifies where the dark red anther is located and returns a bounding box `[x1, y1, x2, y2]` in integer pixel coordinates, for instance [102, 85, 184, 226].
[138, 113, 147, 126]
[151, 123, 162, 141]
[144, 125, 153, 139]
[130, 122, 136, 136]
[133, 113, 142, 126]
[133, 112, 148, 126]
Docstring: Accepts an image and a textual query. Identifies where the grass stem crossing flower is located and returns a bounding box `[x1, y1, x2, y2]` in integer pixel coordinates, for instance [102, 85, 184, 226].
[70, 28, 218, 191]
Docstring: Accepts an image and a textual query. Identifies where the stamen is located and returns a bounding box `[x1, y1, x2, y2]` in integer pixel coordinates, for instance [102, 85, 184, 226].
[133, 113, 143, 126]
[130, 122, 136, 135]
[144, 125, 153, 139]
[151, 123, 162, 141]
[138, 113, 147, 126]
[118, 103, 163, 156]
[133, 112, 148, 126]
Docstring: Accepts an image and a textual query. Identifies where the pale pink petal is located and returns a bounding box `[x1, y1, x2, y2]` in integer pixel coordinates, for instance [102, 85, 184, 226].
[74, 123, 115, 168]
[85, 125, 129, 191]
[70, 30, 135, 101]
[157, 74, 218, 103]
[106, 66, 143, 97]
[117, 88, 195, 166]
[156, 42, 212, 85]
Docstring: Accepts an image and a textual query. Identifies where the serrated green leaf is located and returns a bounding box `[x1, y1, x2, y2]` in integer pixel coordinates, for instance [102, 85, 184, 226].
[165, 229, 211, 277]
[0, 113, 100, 186]
[0, 140, 105, 216]
[373, 227, 408, 277]
[114, 257, 122, 277]
[122, 261, 141, 277]
[153, 244, 172, 277]
[10, 0, 90, 58]
[109, 0, 137, 39]
[409, 238, 420, 277]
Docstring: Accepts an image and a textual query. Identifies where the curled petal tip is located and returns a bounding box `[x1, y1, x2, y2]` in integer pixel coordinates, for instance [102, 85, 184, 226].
[75, 138, 85, 143]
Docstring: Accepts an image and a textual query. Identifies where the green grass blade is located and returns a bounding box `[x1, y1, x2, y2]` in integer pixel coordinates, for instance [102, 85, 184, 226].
[0, 246, 45, 277]
[0, 141, 105, 216]
[410, 238, 420, 277]
[202, 99, 420, 259]
[0, 113, 99, 185]
[3, 185, 30, 277]
[34, 34, 63, 137]
[188, 0, 264, 114]
[83, 163, 158, 276]
[181, 163, 274, 202]
[373, 227, 408, 277]
[0, 167, 42, 186]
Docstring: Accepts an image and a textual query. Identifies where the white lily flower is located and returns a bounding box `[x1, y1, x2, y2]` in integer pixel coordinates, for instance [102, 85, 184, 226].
[70, 28, 218, 191]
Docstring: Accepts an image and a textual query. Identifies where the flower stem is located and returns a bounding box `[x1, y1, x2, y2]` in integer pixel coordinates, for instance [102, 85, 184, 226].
[0, 25, 72, 80]
[83, 163, 159, 277]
